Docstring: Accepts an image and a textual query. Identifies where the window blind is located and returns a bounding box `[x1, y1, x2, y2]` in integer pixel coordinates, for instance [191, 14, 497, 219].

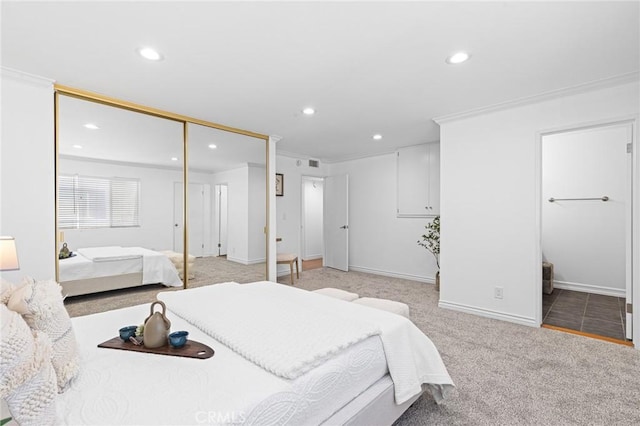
[58, 174, 140, 229]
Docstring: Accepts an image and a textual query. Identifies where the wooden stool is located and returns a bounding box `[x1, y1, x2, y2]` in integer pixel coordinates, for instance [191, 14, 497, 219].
[277, 253, 299, 285]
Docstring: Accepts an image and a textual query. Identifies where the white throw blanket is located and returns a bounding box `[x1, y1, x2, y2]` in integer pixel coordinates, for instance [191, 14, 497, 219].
[123, 247, 182, 287]
[160, 282, 379, 379]
[158, 282, 454, 404]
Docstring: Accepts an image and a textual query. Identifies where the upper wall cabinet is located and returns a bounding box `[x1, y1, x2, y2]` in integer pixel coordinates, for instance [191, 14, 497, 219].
[396, 143, 440, 217]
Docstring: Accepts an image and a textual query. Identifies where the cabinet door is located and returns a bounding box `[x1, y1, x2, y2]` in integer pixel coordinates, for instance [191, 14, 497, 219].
[397, 144, 429, 217]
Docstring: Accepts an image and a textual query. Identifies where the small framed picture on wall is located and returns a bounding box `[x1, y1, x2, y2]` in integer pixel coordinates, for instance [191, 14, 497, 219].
[275, 173, 284, 196]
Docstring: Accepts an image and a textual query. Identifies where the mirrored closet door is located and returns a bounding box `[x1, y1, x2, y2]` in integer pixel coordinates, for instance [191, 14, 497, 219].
[187, 123, 268, 283]
[55, 87, 270, 300]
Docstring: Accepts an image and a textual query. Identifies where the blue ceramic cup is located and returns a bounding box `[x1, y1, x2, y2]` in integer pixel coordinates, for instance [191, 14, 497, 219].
[119, 325, 138, 341]
[169, 330, 189, 348]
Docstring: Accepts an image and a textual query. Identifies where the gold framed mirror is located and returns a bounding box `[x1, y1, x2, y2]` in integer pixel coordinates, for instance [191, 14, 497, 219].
[54, 85, 269, 297]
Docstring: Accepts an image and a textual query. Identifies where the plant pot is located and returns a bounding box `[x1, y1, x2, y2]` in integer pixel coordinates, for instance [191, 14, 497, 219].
[435, 271, 440, 292]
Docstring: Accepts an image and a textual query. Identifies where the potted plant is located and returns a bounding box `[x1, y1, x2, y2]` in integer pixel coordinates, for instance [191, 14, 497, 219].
[418, 215, 440, 291]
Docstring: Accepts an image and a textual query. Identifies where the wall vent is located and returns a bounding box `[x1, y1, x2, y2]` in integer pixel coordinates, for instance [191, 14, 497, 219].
[308, 159, 320, 168]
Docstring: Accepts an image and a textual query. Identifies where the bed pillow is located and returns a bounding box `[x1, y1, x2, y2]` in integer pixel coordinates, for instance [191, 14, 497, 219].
[8, 277, 79, 393]
[1, 278, 15, 304]
[0, 303, 57, 425]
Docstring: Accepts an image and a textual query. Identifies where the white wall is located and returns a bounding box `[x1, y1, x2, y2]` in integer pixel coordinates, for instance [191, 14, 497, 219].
[209, 164, 266, 265]
[542, 124, 630, 297]
[302, 178, 323, 260]
[211, 167, 248, 263]
[437, 80, 639, 327]
[329, 153, 439, 282]
[248, 164, 266, 263]
[275, 155, 328, 275]
[0, 69, 55, 283]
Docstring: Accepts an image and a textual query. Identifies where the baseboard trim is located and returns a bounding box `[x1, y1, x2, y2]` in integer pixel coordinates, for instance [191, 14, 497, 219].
[438, 300, 538, 327]
[302, 255, 322, 261]
[554, 280, 625, 298]
[226, 256, 265, 266]
[348, 265, 434, 284]
[226, 256, 248, 265]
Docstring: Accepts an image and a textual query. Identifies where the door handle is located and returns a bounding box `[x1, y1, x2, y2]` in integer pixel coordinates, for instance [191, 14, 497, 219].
[340, 225, 349, 229]
[175, 224, 179, 227]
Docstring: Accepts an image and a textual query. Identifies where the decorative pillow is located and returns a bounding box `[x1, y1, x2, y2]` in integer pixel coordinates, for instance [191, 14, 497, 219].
[0, 278, 15, 304]
[9, 277, 79, 393]
[0, 304, 57, 425]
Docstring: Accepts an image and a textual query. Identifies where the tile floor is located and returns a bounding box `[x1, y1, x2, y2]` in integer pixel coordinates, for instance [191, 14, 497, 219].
[543, 289, 627, 340]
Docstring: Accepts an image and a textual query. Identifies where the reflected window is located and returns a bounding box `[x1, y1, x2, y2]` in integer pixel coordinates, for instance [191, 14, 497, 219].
[58, 174, 140, 229]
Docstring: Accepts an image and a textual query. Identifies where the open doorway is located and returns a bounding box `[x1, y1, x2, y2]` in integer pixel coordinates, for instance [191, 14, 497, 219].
[301, 176, 324, 271]
[540, 121, 633, 344]
[214, 184, 228, 257]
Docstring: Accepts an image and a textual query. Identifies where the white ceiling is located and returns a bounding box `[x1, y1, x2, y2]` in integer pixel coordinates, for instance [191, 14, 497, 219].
[2, 1, 639, 162]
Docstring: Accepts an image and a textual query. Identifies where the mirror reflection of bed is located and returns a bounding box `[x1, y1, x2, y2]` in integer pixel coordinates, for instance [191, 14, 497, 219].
[57, 96, 267, 316]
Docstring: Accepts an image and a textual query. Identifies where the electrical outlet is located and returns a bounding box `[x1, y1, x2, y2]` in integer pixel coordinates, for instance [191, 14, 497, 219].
[494, 287, 504, 299]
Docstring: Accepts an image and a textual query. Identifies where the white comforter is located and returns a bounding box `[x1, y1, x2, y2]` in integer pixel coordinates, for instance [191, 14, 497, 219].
[75, 246, 182, 287]
[57, 304, 388, 425]
[158, 281, 454, 404]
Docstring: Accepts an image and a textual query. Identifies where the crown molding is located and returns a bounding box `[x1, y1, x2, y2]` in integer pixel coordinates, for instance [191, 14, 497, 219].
[1, 67, 55, 87]
[276, 139, 442, 165]
[323, 148, 397, 164]
[433, 71, 640, 125]
[275, 149, 317, 161]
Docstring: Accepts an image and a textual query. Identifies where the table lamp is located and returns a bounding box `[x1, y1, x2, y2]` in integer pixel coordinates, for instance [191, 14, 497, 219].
[0, 236, 20, 271]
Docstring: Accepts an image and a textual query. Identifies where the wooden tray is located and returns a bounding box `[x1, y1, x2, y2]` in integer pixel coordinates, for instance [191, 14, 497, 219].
[98, 337, 214, 359]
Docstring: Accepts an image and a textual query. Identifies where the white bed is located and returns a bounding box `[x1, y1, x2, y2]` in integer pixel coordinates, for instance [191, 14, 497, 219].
[59, 246, 182, 297]
[56, 282, 454, 425]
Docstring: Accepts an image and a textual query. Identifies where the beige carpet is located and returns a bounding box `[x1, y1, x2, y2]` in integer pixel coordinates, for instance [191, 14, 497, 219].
[64, 258, 640, 425]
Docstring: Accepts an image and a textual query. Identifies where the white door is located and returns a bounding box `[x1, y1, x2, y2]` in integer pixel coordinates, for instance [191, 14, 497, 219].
[173, 182, 184, 252]
[189, 183, 205, 257]
[174, 182, 207, 256]
[215, 184, 228, 256]
[324, 174, 349, 271]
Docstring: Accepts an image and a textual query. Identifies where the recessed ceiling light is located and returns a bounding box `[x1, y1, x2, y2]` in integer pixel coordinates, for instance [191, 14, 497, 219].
[72, 144, 83, 149]
[171, 157, 178, 161]
[372, 134, 382, 140]
[302, 107, 315, 116]
[137, 47, 164, 61]
[84, 123, 99, 130]
[208, 144, 217, 149]
[446, 51, 471, 65]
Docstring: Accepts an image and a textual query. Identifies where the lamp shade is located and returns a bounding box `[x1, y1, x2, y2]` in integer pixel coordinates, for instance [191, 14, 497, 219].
[0, 237, 20, 271]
